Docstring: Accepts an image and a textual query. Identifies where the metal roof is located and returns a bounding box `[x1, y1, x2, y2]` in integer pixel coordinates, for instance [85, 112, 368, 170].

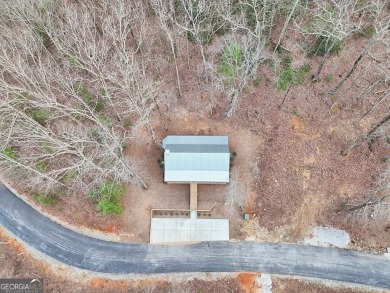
[163, 136, 230, 183]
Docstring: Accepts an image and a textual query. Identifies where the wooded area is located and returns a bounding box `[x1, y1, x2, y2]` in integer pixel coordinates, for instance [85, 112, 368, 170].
[0, 0, 389, 226]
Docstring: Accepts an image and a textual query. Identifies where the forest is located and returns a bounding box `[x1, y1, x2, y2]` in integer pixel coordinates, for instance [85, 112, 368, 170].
[0, 0, 389, 251]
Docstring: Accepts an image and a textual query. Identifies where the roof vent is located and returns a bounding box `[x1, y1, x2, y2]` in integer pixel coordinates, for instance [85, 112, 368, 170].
[165, 149, 170, 155]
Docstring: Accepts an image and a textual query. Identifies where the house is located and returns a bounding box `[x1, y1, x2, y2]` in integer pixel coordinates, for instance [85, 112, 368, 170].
[150, 135, 231, 243]
[162, 135, 230, 184]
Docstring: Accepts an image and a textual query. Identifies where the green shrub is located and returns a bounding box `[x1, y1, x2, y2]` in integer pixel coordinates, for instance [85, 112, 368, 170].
[325, 74, 334, 83]
[123, 119, 132, 130]
[309, 36, 343, 57]
[253, 76, 262, 87]
[35, 160, 48, 172]
[61, 169, 77, 185]
[292, 107, 301, 118]
[66, 53, 82, 68]
[41, 141, 53, 154]
[33, 194, 55, 205]
[2, 147, 18, 160]
[88, 180, 125, 216]
[218, 43, 243, 85]
[90, 128, 104, 143]
[28, 109, 50, 125]
[74, 82, 104, 111]
[97, 199, 122, 216]
[276, 60, 311, 91]
[99, 88, 109, 98]
[97, 114, 113, 127]
[88, 180, 125, 201]
[355, 25, 376, 38]
[33, 22, 50, 46]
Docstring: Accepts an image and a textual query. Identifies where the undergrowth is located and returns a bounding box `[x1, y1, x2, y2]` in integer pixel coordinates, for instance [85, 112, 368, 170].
[88, 180, 125, 216]
[276, 57, 310, 90]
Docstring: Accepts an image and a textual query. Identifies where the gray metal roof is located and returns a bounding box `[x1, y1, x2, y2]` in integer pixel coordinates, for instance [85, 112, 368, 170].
[162, 136, 230, 183]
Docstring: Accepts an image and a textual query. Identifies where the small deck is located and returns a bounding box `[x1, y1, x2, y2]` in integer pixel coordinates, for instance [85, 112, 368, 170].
[190, 183, 197, 211]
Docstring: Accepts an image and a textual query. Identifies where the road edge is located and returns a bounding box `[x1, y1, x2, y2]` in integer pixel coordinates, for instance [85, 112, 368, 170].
[0, 175, 121, 242]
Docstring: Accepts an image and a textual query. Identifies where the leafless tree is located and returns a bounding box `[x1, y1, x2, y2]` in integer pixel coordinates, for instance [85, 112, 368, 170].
[172, 0, 225, 81]
[348, 163, 390, 224]
[298, 0, 369, 82]
[0, 0, 154, 195]
[274, 0, 301, 53]
[213, 35, 266, 117]
[150, 0, 183, 97]
[332, 0, 390, 95]
[210, 1, 270, 117]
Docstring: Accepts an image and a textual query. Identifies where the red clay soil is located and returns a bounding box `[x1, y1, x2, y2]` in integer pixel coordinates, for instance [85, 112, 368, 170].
[272, 278, 381, 293]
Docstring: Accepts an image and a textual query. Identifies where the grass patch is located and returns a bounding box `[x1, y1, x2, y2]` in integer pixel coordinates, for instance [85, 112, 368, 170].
[28, 109, 50, 125]
[66, 53, 83, 68]
[276, 58, 311, 91]
[74, 82, 104, 111]
[33, 194, 55, 205]
[35, 160, 48, 173]
[61, 169, 77, 185]
[41, 141, 53, 154]
[2, 147, 18, 160]
[88, 180, 125, 216]
[325, 74, 334, 83]
[97, 114, 113, 127]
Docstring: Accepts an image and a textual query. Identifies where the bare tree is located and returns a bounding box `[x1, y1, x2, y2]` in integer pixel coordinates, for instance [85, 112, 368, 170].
[150, 0, 183, 97]
[0, 0, 153, 195]
[211, 0, 270, 116]
[274, 0, 301, 53]
[213, 35, 266, 117]
[332, 0, 390, 95]
[341, 112, 390, 156]
[348, 163, 390, 224]
[299, 0, 368, 81]
[172, 0, 225, 81]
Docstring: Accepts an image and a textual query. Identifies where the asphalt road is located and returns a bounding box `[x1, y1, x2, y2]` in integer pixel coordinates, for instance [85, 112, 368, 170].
[0, 185, 389, 289]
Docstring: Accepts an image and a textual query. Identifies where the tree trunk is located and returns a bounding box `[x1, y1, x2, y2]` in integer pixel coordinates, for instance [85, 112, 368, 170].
[168, 36, 182, 98]
[311, 41, 335, 82]
[341, 112, 390, 156]
[274, 0, 299, 53]
[199, 44, 208, 82]
[332, 37, 376, 95]
[332, 52, 365, 95]
[227, 89, 240, 118]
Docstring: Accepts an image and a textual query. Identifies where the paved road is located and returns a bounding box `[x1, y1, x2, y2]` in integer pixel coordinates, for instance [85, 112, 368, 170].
[0, 185, 389, 289]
